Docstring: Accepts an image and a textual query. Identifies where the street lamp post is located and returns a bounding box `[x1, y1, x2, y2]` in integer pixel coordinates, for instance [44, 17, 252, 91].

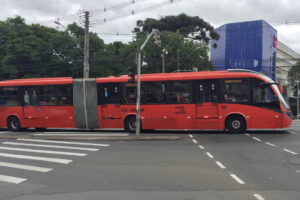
[161, 48, 168, 73]
[135, 29, 161, 138]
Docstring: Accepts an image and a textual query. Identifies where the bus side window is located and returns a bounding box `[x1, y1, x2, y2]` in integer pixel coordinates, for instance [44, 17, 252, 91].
[100, 84, 120, 105]
[0, 87, 20, 106]
[143, 82, 166, 104]
[167, 81, 192, 104]
[23, 88, 38, 106]
[57, 85, 73, 106]
[222, 79, 249, 103]
[122, 84, 137, 105]
[37, 86, 58, 106]
[198, 84, 205, 103]
[209, 83, 218, 102]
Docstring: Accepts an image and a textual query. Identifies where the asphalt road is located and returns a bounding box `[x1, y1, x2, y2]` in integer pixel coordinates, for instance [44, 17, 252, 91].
[0, 120, 299, 200]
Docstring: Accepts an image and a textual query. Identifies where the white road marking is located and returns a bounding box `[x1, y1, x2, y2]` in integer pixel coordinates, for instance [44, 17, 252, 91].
[0, 153, 72, 164]
[3, 142, 99, 151]
[189, 134, 193, 138]
[265, 142, 276, 147]
[245, 133, 250, 136]
[252, 137, 262, 142]
[254, 194, 265, 200]
[34, 133, 128, 137]
[206, 152, 214, 159]
[192, 139, 198, 144]
[18, 139, 110, 147]
[230, 173, 245, 184]
[0, 146, 86, 157]
[289, 131, 296, 134]
[0, 161, 52, 172]
[283, 149, 298, 155]
[0, 174, 26, 184]
[215, 161, 226, 169]
[198, 145, 205, 150]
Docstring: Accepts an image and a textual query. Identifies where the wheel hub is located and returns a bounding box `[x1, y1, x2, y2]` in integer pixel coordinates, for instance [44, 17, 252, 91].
[232, 120, 241, 130]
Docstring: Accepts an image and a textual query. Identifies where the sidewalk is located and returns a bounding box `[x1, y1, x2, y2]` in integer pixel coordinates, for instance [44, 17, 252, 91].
[0, 132, 182, 141]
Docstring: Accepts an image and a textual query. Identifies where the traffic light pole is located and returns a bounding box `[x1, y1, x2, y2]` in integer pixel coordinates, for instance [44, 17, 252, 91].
[135, 29, 160, 138]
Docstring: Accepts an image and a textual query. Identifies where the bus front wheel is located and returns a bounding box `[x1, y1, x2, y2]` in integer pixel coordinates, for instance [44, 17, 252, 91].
[124, 116, 141, 133]
[7, 116, 21, 132]
[226, 115, 246, 133]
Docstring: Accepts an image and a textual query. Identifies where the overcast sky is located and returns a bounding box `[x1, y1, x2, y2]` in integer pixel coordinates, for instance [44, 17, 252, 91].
[0, 0, 300, 54]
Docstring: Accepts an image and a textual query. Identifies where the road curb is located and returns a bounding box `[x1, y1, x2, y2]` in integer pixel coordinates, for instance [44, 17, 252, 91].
[28, 135, 182, 141]
[0, 133, 182, 141]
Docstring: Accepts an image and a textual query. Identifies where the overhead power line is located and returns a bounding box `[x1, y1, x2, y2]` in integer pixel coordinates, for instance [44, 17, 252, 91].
[92, 0, 151, 14]
[94, 0, 182, 25]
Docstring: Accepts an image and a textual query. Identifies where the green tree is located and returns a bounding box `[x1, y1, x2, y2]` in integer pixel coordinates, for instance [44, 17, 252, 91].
[134, 13, 219, 43]
[130, 31, 213, 73]
[288, 61, 300, 85]
[0, 16, 80, 80]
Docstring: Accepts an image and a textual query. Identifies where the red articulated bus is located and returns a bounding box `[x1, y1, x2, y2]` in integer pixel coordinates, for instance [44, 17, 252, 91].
[0, 69, 292, 133]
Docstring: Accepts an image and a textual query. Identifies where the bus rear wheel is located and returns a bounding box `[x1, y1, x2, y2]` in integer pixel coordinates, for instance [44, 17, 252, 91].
[125, 116, 141, 133]
[226, 115, 246, 133]
[7, 116, 21, 132]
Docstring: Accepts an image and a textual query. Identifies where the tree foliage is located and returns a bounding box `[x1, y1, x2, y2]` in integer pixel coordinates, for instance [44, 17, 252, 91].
[134, 13, 219, 43]
[0, 14, 216, 81]
[288, 61, 300, 85]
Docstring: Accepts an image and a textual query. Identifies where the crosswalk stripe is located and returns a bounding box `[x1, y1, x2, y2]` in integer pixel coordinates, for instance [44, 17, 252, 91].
[0, 146, 86, 157]
[3, 142, 99, 152]
[18, 138, 110, 147]
[0, 153, 72, 164]
[0, 174, 26, 184]
[0, 161, 52, 172]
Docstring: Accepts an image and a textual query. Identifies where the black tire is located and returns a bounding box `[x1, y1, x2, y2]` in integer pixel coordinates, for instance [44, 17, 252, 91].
[7, 116, 21, 131]
[226, 115, 246, 133]
[124, 116, 141, 133]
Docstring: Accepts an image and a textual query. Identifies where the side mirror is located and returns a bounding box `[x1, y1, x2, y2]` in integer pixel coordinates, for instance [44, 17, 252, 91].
[278, 84, 283, 94]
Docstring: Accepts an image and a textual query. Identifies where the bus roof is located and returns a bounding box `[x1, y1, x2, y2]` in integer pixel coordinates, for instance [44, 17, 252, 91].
[0, 70, 272, 86]
[96, 70, 269, 83]
[0, 77, 73, 86]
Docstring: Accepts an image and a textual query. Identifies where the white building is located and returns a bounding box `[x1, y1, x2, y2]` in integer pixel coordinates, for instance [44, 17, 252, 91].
[276, 41, 300, 97]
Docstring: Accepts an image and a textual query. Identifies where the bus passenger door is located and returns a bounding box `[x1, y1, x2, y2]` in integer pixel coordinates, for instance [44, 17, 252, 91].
[22, 88, 40, 126]
[196, 80, 220, 129]
[99, 84, 122, 128]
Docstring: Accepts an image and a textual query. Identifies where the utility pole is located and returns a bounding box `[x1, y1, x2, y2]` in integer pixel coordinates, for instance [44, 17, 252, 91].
[83, 11, 90, 79]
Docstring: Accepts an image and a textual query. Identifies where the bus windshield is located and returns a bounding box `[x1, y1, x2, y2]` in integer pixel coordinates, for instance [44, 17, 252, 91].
[271, 84, 290, 110]
[252, 71, 290, 110]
